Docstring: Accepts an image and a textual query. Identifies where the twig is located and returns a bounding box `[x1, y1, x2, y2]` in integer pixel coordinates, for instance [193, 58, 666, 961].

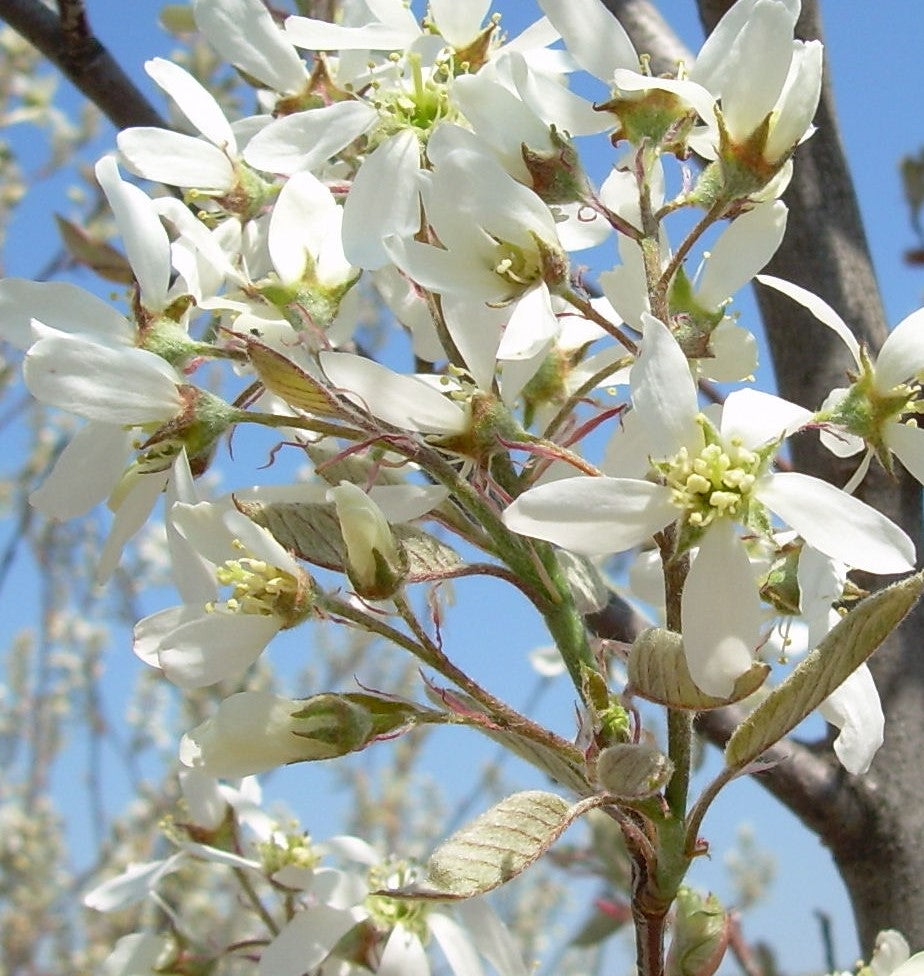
[0, 0, 169, 130]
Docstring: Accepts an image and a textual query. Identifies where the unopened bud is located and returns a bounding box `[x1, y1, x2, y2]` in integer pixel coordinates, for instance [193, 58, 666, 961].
[328, 481, 407, 599]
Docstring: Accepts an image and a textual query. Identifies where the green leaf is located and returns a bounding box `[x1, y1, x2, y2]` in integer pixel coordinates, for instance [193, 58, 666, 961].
[725, 572, 924, 771]
[628, 628, 769, 710]
[420, 791, 580, 898]
[241, 500, 463, 580]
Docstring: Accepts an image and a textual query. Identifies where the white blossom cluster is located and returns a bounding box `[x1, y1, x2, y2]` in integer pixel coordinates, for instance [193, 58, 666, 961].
[2, 0, 924, 971]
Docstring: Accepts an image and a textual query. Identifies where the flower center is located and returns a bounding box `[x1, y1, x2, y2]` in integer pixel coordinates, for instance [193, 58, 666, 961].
[659, 436, 762, 529]
[209, 540, 300, 617]
[365, 862, 431, 940]
[369, 52, 459, 143]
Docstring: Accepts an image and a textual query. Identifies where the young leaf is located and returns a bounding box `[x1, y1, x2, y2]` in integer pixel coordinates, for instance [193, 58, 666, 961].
[725, 572, 924, 771]
[376, 790, 599, 900]
[628, 627, 769, 710]
[420, 791, 581, 899]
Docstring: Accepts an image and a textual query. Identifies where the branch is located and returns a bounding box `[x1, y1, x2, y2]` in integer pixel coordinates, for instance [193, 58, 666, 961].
[0, 0, 169, 131]
[600, 0, 694, 73]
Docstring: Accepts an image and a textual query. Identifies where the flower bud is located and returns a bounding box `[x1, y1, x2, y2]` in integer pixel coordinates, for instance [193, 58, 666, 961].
[666, 887, 729, 976]
[328, 481, 407, 599]
[179, 690, 374, 778]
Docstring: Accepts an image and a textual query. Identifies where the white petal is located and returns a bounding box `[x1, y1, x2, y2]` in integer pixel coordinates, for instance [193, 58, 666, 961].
[818, 663, 884, 775]
[502, 477, 675, 556]
[719, 388, 811, 448]
[145, 58, 235, 151]
[194, 0, 307, 93]
[681, 521, 761, 697]
[84, 854, 184, 911]
[368, 483, 450, 522]
[764, 40, 823, 162]
[243, 102, 378, 175]
[756, 274, 860, 366]
[269, 170, 338, 284]
[0, 279, 132, 349]
[342, 131, 422, 270]
[102, 933, 172, 976]
[450, 73, 549, 182]
[24, 335, 182, 423]
[319, 351, 469, 434]
[258, 906, 366, 976]
[758, 472, 916, 573]
[134, 605, 197, 668]
[497, 283, 559, 361]
[701, 318, 758, 382]
[697, 202, 787, 309]
[885, 421, 924, 486]
[158, 612, 280, 687]
[453, 900, 530, 976]
[441, 294, 506, 391]
[97, 468, 171, 583]
[29, 422, 131, 519]
[535, 0, 638, 81]
[428, 911, 485, 976]
[284, 16, 417, 52]
[874, 307, 924, 392]
[631, 314, 702, 457]
[430, 0, 490, 47]
[711, 3, 795, 142]
[384, 235, 501, 300]
[508, 51, 608, 136]
[118, 128, 234, 191]
[378, 926, 429, 976]
[95, 156, 171, 312]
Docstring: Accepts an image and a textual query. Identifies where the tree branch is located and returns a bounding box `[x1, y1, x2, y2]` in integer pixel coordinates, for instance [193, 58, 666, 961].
[0, 0, 169, 131]
[600, 0, 694, 73]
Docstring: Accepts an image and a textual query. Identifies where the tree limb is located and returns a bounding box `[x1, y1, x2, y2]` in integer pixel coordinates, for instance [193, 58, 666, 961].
[0, 0, 169, 131]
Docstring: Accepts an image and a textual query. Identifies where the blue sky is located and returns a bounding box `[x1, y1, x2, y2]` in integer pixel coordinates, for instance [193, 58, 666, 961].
[4, 1, 923, 972]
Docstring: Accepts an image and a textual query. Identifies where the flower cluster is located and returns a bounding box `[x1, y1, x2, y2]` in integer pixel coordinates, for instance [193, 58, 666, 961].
[2, 0, 922, 970]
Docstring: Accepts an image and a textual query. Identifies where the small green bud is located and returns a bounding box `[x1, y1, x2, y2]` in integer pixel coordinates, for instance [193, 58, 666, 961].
[666, 887, 728, 976]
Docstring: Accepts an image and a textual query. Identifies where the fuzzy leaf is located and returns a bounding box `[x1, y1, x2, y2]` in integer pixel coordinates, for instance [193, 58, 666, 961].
[595, 742, 674, 799]
[245, 338, 346, 417]
[628, 628, 769, 710]
[414, 791, 579, 899]
[242, 500, 463, 580]
[725, 572, 924, 771]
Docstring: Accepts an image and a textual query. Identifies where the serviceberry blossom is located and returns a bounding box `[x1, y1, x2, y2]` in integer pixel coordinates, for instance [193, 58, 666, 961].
[759, 273, 924, 488]
[503, 315, 915, 696]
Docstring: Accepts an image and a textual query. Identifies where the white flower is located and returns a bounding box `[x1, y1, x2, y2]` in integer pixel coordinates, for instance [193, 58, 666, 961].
[602, 199, 786, 382]
[261, 839, 529, 976]
[180, 690, 341, 777]
[384, 136, 565, 368]
[503, 316, 914, 696]
[134, 499, 311, 687]
[690, 0, 822, 164]
[759, 273, 924, 488]
[118, 58, 267, 194]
